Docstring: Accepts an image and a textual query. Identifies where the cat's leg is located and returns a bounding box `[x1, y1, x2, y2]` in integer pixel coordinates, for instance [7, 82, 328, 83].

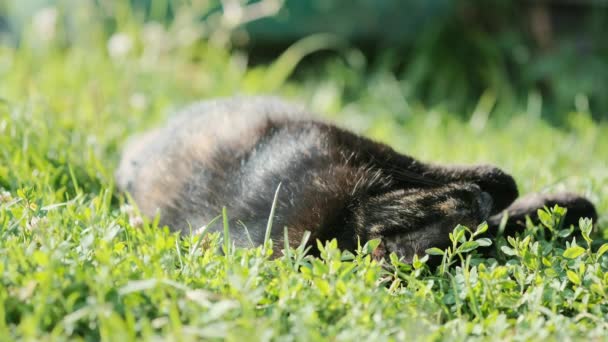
[416, 163, 519, 214]
[353, 182, 493, 263]
[487, 192, 598, 236]
[327, 126, 519, 214]
[359, 152, 518, 214]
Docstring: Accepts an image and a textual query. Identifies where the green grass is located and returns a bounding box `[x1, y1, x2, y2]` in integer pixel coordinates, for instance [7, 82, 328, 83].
[1, 1, 608, 340]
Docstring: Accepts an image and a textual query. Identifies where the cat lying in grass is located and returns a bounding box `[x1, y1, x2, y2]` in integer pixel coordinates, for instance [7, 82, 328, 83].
[116, 97, 597, 262]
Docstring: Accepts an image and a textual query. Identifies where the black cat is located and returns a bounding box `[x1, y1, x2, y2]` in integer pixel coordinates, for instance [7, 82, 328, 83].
[116, 97, 597, 261]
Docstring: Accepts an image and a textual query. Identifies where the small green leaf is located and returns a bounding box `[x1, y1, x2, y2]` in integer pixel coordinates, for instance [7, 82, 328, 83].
[452, 225, 466, 244]
[537, 208, 553, 229]
[313, 278, 331, 295]
[520, 235, 531, 248]
[412, 253, 425, 269]
[501, 246, 517, 256]
[364, 238, 382, 254]
[425, 247, 445, 256]
[566, 270, 581, 285]
[507, 236, 517, 248]
[579, 217, 593, 242]
[458, 241, 479, 253]
[596, 243, 608, 258]
[590, 284, 604, 295]
[552, 205, 567, 217]
[474, 222, 488, 235]
[389, 252, 400, 265]
[543, 268, 558, 278]
[563, 246, 586, 259]
[475, 238, 492, 247]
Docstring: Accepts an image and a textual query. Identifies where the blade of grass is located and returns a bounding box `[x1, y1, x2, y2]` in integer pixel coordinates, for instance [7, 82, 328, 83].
[237, 220, 255, 248]
[263, 182, 282, 254]
[67, 164, 81, 196]
[283, 226, 291, 260]
[222, 207, 230, 256]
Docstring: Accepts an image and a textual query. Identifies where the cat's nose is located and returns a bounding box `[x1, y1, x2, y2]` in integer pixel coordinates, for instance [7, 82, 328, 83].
[478, 191, 493, 219]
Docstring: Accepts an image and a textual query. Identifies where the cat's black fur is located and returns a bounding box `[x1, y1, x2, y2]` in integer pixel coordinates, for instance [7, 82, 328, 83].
[116, 97, 597, 262]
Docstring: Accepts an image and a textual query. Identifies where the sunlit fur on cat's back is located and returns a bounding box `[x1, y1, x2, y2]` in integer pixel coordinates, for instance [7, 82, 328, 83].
[116, 97, 390, 248]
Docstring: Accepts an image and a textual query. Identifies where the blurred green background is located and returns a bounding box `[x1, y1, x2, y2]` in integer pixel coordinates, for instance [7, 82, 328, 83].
[2, 0, 607, 122]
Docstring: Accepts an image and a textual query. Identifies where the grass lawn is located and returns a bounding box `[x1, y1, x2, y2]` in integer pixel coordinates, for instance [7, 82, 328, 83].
[1, 2, 608, 340]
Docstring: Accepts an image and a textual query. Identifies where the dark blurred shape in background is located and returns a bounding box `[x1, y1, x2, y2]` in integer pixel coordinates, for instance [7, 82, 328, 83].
[1, 0, 607, 121]
[246, 0, 608, 122]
